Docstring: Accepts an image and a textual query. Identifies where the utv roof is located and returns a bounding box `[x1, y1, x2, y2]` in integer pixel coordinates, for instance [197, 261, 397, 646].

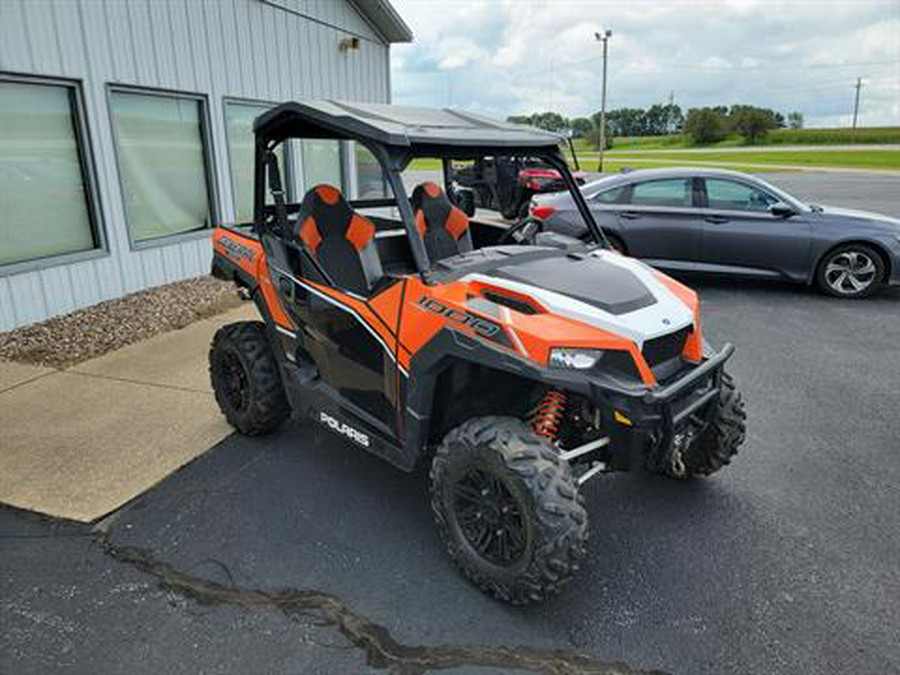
[254, 100, 565, 153]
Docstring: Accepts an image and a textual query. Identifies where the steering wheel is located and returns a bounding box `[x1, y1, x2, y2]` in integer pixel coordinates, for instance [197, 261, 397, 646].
[498, 216, 544, 245]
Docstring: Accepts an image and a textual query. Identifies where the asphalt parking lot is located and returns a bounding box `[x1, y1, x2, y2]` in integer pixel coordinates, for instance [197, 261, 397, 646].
[3, 172, 899, 675]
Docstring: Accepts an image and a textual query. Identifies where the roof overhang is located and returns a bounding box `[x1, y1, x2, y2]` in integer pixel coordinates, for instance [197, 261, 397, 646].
[351, 0, 413, 43]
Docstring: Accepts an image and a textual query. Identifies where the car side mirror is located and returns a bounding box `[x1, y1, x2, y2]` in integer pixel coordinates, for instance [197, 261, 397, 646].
[769, 202, 795, 218]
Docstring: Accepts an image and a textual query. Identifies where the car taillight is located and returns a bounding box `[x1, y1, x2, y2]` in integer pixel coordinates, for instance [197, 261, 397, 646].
[530, 205, 556, 220]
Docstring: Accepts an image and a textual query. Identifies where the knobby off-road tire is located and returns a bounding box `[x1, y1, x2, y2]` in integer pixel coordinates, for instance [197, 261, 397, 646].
[430, 417, 588, 604]
[677, 371, 747, 478]
[209, 321, 289, 436]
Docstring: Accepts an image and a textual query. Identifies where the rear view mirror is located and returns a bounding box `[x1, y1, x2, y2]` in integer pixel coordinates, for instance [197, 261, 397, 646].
[769, 202, 795, 218]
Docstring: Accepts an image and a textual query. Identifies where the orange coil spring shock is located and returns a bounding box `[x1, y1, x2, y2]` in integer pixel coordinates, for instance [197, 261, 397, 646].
[531, 390, 567, 441]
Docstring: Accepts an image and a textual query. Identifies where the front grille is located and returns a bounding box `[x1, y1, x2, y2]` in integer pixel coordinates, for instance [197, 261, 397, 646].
[602, 350, 643, 381]
[642, 327, 691, 367]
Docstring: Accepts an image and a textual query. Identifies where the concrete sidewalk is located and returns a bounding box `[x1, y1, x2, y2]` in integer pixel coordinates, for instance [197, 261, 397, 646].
[0, 303, 257, 522]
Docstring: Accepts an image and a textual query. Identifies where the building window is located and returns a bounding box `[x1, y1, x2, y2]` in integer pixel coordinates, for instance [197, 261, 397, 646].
[301, 139, 343, 193]
[224, 101, 273, 224]
[109, 89, 213, 243]
[353, 143, 389, 199]
[0, 78, 99, 267]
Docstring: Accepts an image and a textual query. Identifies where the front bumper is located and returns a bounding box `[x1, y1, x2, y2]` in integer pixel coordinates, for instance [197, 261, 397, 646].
[585, 344, 735, 471]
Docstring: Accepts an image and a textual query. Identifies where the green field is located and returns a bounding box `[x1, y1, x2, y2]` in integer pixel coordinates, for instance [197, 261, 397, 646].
[570, 126, 900, 152]
[408, 148, 898, 173]
[584, 158, 787, 174]
[599, 149, 900, 171]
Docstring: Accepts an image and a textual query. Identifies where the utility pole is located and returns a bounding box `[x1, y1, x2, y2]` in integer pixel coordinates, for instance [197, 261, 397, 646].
[851, 77, 863, 141]
[594, 29, 612, 172]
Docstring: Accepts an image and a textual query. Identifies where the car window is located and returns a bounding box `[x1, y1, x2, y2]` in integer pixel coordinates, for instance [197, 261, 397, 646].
[705, 179, 777, 212]
[628, 179, 692, 207]
[593, 185, 626, 204]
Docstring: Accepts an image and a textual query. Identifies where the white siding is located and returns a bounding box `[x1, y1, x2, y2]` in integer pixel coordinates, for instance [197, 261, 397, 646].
[0, 0, 391, 330]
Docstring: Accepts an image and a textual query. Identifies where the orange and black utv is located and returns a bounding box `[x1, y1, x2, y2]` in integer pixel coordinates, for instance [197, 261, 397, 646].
[209, 101, 747, 604]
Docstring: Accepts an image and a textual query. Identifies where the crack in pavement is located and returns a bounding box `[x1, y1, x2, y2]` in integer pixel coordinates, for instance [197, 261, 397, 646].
[101, 540, 669, 675]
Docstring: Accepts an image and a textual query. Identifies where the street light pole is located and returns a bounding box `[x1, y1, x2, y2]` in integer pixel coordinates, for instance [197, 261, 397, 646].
[851, 76, 863, 142]
[594, 30, 612, 172]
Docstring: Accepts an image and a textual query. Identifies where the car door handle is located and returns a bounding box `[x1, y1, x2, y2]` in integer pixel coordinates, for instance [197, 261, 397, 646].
[705, 215, 729, 224]
[619, 211, 641, 220]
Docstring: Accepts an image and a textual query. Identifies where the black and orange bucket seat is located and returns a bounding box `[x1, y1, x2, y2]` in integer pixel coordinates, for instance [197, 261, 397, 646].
[411, 181, 473, 262]
[295, 184, 383, 296]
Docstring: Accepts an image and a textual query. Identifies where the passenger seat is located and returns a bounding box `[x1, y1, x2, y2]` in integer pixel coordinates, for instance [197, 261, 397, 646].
[410, 181, 473, 261]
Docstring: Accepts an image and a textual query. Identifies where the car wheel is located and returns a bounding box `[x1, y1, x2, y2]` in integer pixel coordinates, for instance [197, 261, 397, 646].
[816, 244, 885, 299]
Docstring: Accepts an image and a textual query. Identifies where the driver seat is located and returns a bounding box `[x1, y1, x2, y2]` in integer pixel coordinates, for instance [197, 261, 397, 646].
[411, 181, 473, 261]
[295, 184, 383, 296]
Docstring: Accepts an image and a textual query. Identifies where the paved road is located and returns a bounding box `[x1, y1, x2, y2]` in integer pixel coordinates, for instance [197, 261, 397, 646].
[760, 172, 900, 217]
[405, 169, 900, 218]
[3, 171, 900, 674]
[573, 171, 900, 217]
[3, 279, 899, 674]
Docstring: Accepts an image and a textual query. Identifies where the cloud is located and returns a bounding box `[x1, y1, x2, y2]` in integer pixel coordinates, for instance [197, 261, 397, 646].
[388, 0, 900, 127]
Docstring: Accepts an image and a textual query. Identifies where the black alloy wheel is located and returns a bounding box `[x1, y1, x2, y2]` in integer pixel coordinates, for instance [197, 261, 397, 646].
[451, 466, 528, 567]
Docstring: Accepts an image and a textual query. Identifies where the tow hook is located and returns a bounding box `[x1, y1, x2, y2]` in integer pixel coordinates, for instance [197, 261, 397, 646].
[669, 430, 692, 478]
[669, 447, 686, 478]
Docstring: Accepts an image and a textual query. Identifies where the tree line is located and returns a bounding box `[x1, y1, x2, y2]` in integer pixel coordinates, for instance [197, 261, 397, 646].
[507, 105, 804, 146]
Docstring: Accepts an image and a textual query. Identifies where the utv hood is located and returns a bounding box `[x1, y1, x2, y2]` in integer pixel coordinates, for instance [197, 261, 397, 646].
[492, 252, 656, 315]
[455, 248, 696, 346]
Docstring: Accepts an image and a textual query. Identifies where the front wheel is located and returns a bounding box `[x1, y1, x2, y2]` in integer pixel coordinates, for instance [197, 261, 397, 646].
[674, 371, 747, 478]
[430, 417, 588, 604]
[816, 244, 885, 298]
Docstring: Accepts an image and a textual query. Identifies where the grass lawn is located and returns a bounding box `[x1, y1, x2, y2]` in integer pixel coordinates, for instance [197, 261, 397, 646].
[408, 148, 899, 173]
[405, 158, 444, 171]
[571, 126, 900, 152]
[594, 158, 787, 174]
[406, 156, 786, 174]
[600, 149, 900, 171]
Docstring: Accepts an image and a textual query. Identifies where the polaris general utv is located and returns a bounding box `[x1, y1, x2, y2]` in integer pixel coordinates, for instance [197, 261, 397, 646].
[209, 101, 747, 604]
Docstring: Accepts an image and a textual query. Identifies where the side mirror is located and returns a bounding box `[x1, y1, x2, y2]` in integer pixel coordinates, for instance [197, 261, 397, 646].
[769, 202, 795, 218]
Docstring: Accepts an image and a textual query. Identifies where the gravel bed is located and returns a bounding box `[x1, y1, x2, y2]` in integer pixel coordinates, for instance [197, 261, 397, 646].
[0, 277, 242, 369]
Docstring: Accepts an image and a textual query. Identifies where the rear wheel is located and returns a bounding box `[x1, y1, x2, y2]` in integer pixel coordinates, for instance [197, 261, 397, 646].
[430, 417, 587, 604]
[816, 243, 885, 298]
[209, 321, 289, 435]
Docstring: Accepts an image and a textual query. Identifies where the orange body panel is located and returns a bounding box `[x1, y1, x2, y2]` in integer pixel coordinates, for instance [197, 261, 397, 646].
[213, 226, 704, 389]
[212, 228, 295, 330]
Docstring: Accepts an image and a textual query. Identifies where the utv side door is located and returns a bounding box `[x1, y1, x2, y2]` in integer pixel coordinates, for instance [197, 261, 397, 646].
[270, 236, 403, 436]
[697, 177, 812, 279]
[614, 177, 703, 262]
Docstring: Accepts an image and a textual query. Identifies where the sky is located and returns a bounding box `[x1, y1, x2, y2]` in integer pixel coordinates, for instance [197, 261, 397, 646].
[388, 0, 900, 128]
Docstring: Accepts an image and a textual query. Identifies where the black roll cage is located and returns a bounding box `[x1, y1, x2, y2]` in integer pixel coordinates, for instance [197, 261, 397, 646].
[252, 103, 606, 279]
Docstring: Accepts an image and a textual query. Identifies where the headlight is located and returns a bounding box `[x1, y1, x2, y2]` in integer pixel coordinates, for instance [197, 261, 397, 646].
[549, 348, 605, 370]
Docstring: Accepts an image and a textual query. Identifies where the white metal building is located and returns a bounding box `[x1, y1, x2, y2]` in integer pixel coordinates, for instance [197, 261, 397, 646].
[0, 0, 411, 330]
